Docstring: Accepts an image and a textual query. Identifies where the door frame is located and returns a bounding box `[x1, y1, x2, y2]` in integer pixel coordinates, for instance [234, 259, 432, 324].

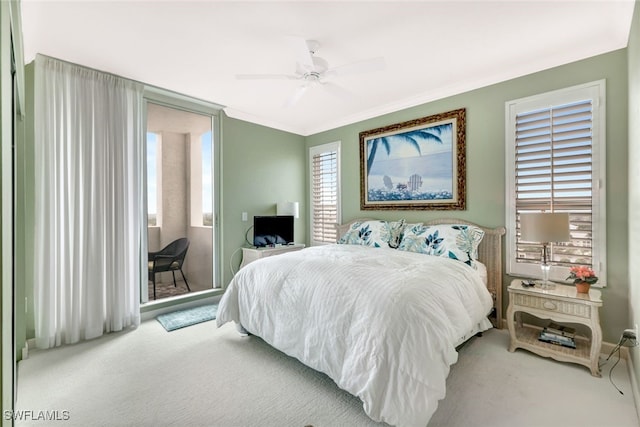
[141, 87, 223, 304]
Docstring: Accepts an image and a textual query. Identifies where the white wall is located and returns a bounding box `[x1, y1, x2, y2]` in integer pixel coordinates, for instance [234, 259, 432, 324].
[160, 131, 188, 248]
[149, 129, 213, 290]
[148, 226, 161, 252]
[187, 226, 213, 291]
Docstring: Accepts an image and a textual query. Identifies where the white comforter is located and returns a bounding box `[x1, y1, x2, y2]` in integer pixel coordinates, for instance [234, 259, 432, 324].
[217, 244, 493, 427]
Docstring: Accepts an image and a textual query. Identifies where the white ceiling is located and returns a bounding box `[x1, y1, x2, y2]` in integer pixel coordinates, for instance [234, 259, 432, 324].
[20, 0, 635, 136]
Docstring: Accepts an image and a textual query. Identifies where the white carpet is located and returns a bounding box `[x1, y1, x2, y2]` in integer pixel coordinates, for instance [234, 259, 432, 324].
[15, 318, 639, 427]
[430, 331, 638, 427]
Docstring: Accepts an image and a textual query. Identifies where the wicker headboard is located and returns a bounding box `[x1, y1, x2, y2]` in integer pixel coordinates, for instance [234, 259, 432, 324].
[336, 218, 506, 328]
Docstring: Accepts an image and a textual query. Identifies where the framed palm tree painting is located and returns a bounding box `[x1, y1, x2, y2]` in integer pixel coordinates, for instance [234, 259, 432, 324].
[360, 108, 466, 210]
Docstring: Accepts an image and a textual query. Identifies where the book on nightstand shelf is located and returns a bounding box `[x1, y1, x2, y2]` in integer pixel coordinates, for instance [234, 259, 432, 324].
[545, 322, 576, 338]
[538, 323, 577, 349]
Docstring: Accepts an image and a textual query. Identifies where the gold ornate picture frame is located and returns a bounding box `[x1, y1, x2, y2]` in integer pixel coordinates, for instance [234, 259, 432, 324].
[360, 108, 466, 210]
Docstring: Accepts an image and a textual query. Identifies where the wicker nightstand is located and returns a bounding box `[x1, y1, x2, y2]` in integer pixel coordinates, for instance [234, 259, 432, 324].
[239, 243, 305, 269]
[506, 279, 603, 377]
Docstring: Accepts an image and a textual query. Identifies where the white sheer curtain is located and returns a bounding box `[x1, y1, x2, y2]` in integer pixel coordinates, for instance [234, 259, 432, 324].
[33, 55, 144, 349]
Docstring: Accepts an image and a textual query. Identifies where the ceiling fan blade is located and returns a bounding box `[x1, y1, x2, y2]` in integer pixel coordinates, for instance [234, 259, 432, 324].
[321, 81, 353, 101]
[287, 37, 316, 71]
[325, 57, 386, 78]
[236, 74, 298, 80]
[284, 85, 309, 108]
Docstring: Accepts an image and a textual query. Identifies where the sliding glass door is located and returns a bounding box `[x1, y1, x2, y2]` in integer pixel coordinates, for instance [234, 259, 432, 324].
[143, 99, 219, 303]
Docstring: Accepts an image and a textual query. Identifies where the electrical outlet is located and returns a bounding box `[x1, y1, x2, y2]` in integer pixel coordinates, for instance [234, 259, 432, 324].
[623, 326, 638, 340]
[241, 212, 248, 222]
[621, 325, 640, 347]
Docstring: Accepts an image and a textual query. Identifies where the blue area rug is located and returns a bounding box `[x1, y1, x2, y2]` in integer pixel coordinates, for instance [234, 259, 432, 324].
[156, 304, 218, 332]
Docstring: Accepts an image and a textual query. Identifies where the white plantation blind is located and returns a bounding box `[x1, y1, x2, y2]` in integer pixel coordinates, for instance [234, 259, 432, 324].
[506, 81, 606, 282]
[310, 142, 341, 245]
[515, 100, 593, 266]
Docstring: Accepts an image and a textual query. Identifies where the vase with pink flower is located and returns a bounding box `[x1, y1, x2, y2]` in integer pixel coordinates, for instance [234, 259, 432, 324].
[566, 266, 598, 293]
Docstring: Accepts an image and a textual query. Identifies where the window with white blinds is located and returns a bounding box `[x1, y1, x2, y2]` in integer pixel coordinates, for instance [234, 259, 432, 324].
[505, 81, 606, 283]
[309, 142, 341, 245]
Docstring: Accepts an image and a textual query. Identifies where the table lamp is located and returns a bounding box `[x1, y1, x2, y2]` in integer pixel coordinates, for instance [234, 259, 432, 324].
[520, 212, 571, 288]
[276, 201, 299, 219]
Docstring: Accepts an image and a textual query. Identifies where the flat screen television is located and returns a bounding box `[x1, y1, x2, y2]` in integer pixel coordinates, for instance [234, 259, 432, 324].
[253, 215, 294, 247]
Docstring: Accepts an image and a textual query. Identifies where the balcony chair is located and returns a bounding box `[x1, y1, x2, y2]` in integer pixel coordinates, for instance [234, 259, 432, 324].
[148, 237, 191, 300]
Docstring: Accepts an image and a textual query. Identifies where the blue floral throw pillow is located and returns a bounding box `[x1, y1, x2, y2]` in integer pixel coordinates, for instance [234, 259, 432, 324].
[338, 220, 406, 248]
[398, 224, 485, 268]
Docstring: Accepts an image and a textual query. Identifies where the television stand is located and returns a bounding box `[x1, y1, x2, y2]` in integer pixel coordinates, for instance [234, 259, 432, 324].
[239, 243, 305, 269]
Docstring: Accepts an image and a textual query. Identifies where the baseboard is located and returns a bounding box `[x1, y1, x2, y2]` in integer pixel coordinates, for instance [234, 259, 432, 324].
[601, 341, 631, 360]
[21, 338, 36, 360]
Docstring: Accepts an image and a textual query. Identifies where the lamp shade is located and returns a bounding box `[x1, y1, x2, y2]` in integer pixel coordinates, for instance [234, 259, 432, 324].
[276, 201, 299, 219]
[520, 212, 571, 243]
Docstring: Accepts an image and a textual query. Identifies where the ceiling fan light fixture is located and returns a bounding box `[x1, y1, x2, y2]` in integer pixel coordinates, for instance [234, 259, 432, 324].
[303, 71, 321, 82]
[238, 37, 385, 107]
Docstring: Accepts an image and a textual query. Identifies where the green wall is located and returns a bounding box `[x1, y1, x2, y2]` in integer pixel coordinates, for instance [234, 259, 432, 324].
[306, 49, 629, 343]
[13, 44, 631, 351]
[14, 71, 307, 346]
[627, 0, 640, 405]
[220, 115, 306, 285]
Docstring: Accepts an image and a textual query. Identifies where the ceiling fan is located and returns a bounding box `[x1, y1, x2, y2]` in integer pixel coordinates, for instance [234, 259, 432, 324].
[236, 38, 386, 107]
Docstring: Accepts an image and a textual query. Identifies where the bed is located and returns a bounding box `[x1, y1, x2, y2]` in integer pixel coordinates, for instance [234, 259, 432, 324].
[217, 218, 505, 427]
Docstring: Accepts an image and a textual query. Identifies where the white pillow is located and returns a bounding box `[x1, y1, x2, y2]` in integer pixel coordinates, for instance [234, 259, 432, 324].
[338, 219, 406, 248]
[398, 223, 485, 268]
[475, 260, 488, 285]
